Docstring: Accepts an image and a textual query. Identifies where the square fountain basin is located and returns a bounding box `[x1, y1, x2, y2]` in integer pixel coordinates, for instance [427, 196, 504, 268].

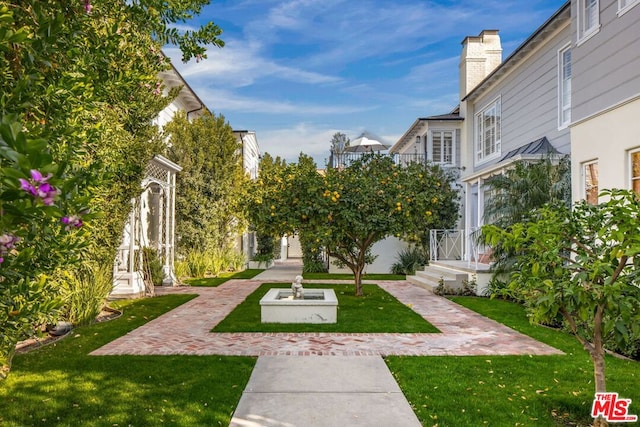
[260, 288, 338, 324]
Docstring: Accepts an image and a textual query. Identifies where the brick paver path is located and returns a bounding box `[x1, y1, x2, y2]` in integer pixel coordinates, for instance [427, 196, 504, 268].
[91, 279, 562, 357]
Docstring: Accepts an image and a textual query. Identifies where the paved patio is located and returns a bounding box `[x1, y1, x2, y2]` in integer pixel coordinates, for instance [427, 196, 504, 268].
[91, 277, 562, 357]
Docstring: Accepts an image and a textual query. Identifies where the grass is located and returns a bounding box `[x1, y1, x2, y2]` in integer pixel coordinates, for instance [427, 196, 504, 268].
[184, 269, 262, 287]
[386, 297, 640, 427]
[303, 272, 406, 280]
[0, 295, 256, 427]
[212, 283, 438, 333]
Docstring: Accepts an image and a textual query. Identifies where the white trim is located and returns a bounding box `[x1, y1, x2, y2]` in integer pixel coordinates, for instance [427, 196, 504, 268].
[581, 159, 599, 204]
[618, 0, 639, 16]
[430, 129, 456, 166]
[557, 43, 572, 130]
[474, 95, 502, 166]
[577, 0, 600, 44]
[628, 147, 640, 191]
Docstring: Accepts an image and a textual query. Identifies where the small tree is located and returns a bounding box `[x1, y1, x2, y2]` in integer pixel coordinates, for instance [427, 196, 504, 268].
[314, 154, 458, 296]
[482, 189, 640, 426]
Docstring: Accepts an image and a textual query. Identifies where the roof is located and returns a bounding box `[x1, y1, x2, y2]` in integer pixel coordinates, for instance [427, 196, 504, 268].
[498, 136, 558, 162]
[389, 106, 462, 153]
[462, 1, 570, 102]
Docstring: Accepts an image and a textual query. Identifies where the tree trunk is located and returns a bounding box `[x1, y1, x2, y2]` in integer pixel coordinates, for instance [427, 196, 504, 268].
[0, 347, 14, 381]
[590, 305, 608, 426]
[354, 267, 363, 296]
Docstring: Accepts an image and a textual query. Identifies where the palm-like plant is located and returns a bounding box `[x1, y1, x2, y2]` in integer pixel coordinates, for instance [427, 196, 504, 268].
[480, 155, 571, 275]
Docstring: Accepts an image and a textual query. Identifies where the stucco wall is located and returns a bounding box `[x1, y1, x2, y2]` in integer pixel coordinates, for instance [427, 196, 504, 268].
[571, 97, 640, 202]
[329, 236, 410, 274]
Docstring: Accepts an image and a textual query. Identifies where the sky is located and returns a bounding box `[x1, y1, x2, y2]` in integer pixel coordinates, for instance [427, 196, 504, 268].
[165, 0, 567, 166]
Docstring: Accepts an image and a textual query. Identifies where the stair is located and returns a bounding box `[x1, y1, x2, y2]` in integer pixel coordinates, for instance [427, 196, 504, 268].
[407, 264, 468, 293]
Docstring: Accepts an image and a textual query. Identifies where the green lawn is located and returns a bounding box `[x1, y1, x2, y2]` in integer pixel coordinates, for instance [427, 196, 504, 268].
[303, 272, 406, 280]
[0, 295, 255, 427]
[386, 297, 640, 426]
[184, 268, 262, 287]
[2, 292, 637, 427]
[212, 283, 439, 333]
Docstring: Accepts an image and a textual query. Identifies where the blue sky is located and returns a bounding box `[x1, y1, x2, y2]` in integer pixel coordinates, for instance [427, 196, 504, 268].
[165, 0, 567, 166]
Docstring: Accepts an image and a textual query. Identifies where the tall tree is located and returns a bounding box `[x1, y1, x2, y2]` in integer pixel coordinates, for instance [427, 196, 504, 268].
[164, 112, 249, 255]
[483, 189, 640, 427]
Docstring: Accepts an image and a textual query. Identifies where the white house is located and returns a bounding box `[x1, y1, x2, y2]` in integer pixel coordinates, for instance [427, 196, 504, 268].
[569, 0, 640, 203]
[111, 64, 206, 298]
[399, 0, 640, 293]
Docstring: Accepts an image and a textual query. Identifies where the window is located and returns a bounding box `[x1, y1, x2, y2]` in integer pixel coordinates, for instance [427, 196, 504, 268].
[583, 161, 599, 204]
[432, 130, 454, 164]
[618, 0, 639, 15]
[558, 45, 572, 128]
[578, 0, 600, 42]
[630, 150, 640, 193]
[475, 98, 501, 164]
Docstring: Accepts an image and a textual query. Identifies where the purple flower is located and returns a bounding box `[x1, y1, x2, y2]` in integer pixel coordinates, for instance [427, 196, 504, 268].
[84, 0, 92, 14]
[61, 215, 83, 230]
[19, 170, 60, 205]
[0, 233, 19, 264]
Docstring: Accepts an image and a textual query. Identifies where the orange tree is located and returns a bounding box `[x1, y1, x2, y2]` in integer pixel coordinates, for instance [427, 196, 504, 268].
[248, 153, 459, 296]
[482, 189, 640, 426]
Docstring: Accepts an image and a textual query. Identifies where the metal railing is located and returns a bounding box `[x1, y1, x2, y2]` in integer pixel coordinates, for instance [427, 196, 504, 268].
[429, 228, 485, 269]
[329, 152, 430, 168]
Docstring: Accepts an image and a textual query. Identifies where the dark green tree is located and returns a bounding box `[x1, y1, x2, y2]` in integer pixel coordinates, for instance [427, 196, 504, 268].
[164, 112, 249, 255]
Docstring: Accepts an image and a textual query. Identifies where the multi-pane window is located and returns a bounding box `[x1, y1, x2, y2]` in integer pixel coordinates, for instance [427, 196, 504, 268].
[432, 130, 454, 164]
[619, 0, 639, 15]
[583, 161, 599, 204]
[475, 98, 501, 163]
[558, 45, 571, 127]
[631, 150, 640, 193]
[578, 0, 600, 41]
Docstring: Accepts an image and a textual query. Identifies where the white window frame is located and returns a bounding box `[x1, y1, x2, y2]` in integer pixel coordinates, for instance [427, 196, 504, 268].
[430, 129, 455, 165]
[618, 0, 639, 16]
[558, 44, 572, 129]
[629, 148, 640, 193]
[582, 160, 599, 204]
[475, 96, 501, 165]
[577, 0, 600, 44]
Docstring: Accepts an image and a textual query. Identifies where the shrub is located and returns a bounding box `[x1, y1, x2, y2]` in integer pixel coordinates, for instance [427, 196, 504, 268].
[390, 246, 427, 275]
[59, 262, 113, 326]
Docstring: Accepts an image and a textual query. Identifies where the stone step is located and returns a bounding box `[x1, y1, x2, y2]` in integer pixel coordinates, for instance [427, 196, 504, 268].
[407, 264, 468, 293]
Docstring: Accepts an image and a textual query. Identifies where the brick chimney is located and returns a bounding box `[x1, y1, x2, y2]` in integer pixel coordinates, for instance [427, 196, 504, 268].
[459, 30, 502, 99]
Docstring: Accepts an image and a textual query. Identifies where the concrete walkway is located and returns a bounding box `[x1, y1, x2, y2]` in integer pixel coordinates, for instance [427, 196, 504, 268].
[91, 259, 563, 427]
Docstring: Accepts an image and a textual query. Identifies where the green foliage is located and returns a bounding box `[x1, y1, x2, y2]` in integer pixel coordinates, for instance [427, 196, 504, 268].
[246, 153, 459, 296]
[390, 246, 427, 275]
[142, 247, 164, 286]
[479, 155, 571, 274]
[58, 262, 113, 326]
[165, 112, 249, 257]
[300, 231, 327, 273]
[0, 0, 224, 380]
[254, 233, 278, 262]
[482, 189, 640, 394]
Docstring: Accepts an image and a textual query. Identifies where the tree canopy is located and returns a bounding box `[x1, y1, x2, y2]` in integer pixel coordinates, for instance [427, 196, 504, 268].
[482, 189, 640, 424]
[247, 154, 459, 296]
[164, 111, 249, 256]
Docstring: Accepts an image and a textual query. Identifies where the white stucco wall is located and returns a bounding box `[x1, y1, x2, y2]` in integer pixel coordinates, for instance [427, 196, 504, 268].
[329, 236, 409, 274]
[571, 97, 640, 202]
